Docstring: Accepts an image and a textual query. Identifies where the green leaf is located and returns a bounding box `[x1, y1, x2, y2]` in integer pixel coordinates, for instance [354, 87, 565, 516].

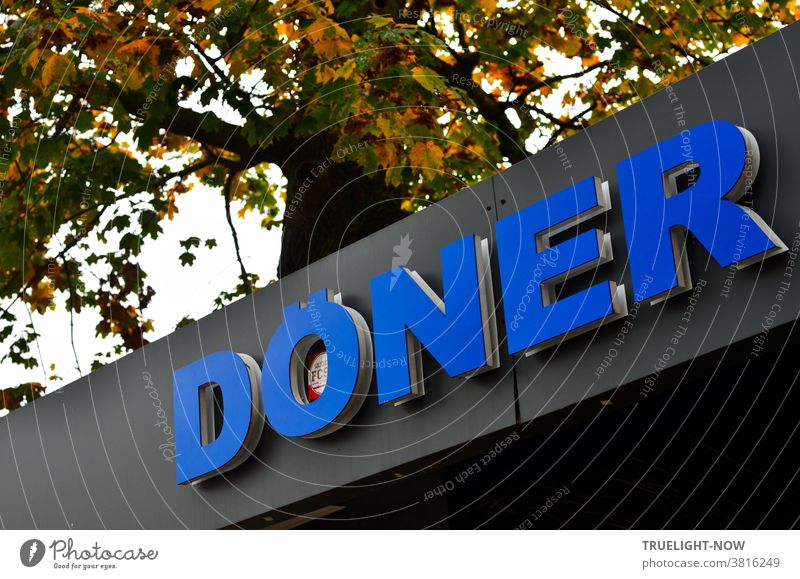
[176, 316, 195, 329]
[180, 236, 201, 249]
[179, 251, 196, 266]
[74, 111, 94, 132]
[368, 15, 393, 28]
[411, 66, 447, 94]
[119, 232, 141, 254]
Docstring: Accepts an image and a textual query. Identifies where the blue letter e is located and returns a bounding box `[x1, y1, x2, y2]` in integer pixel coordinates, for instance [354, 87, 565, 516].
[173, 351, 264, 485]
[496, 177, 627, 356]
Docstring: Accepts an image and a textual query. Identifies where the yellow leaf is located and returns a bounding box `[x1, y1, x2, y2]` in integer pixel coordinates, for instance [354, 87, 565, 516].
[368, 15, 393, 28]
[386, 166, 404, 187]
[307, 18, 352, 58]
[7, 162, 20, 181]
[409, 141, 444, 180]
[377, 115, 394, 137]
[468, 144, 485, 159]
[306, 19, 326, 42]
[25, 48, 41, 72]
[315, 65, 337, 83]
[337, 60, 356, 80]
[316, 36, 352, 58]
[411, 66, 444, 93]
[127, 67, 145, 90]
[316, 60, 357, 83]
[41, 53, 67, 87]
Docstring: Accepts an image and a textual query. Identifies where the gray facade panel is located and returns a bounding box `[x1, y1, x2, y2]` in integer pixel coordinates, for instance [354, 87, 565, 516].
[493, 24, 800, 422]
[0, 179, 517, 529]
[3, 23, 800, 529]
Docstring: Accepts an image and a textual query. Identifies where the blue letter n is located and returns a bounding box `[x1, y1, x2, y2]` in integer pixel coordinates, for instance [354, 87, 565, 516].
[370, 235, 499, 405]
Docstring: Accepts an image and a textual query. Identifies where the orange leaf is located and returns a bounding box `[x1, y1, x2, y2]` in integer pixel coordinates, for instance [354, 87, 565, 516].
[119, 38, 152, 54]
[732, 33, 749, 46]
[581, 53, 600, 67]
[409, 141, 444, 180]
[375, 141, 398, 168]
[41, 53, 68, 87]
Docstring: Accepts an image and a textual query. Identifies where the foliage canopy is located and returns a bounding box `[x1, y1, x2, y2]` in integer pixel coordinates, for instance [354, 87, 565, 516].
[0, 0, 796, 409]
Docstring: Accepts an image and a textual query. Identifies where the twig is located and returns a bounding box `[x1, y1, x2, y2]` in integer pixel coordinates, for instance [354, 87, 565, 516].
[62, 259, 82, 375]
[223, 170, 251, 292]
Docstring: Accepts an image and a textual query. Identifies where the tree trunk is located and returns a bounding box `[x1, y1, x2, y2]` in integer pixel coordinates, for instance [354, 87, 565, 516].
[273, 0, 430, 276]
[278, 133, 408, 277]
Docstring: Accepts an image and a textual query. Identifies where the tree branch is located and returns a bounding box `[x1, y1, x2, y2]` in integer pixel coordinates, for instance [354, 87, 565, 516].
[62, 259, 82, 376]
[223, 170, 251, 292]
[0, 205, 109, 322]
[587, 0, 713, 66]
[113, 89, 293, 166]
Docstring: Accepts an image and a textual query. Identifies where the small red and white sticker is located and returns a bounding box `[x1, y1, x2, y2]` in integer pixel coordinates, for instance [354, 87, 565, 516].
[306, 350, 328, 401]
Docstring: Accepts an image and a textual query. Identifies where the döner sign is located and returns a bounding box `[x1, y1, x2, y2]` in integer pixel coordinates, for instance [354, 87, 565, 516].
[173, 120, 785, 485]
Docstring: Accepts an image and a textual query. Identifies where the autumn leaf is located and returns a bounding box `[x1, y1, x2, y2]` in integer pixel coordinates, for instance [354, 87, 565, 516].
[582, 54, 601, 67]
[368, 15, 393, 28]
[412, 66, 446, 93]
[0, 383, 45, 412]
[409, 141, 444, 180]
[41, 53, 68, 87]
[315, 65, 338, 84]
[24, 47, 41, 72]
[315, 60, 357, 84]
[126, 67, 146, 91]
[478, 0, 498, 15]
[276, 20, 296, 39]
[0, 0, 794, 407]
[375, 141, 399, 168]
[118, 38, 152, 55]
[307, 18, 352, 58]
[337, 60, 357, 80]
[733, 33, 750, 46]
